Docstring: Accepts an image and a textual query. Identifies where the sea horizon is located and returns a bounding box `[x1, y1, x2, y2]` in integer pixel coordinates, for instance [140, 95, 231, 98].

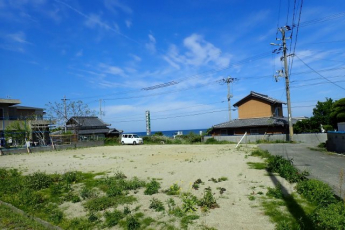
[126, 128, 208, 138]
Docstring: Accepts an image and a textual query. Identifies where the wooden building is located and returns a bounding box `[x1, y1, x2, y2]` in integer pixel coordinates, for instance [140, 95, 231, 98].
[211, 91, 297, 135]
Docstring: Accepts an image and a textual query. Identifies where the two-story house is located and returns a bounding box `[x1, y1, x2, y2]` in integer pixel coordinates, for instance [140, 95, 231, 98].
[0, 98, 53, 146]
[211, 91, 297, 135]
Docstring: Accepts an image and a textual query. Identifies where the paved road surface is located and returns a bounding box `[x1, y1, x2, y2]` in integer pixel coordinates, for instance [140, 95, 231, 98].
[259, 143, 345, 197]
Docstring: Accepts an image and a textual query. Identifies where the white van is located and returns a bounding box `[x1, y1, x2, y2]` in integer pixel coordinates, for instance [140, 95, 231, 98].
[121, 134, 143, 145]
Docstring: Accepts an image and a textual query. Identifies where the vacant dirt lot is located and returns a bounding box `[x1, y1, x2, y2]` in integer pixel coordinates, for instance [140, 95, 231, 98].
[0, 144, 292, 229]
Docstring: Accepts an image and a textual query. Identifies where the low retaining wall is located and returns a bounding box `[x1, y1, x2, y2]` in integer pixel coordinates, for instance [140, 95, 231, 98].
[327, 132, 345, 154]
[0, 140, 104, 155]
[204, 133, 327, 145]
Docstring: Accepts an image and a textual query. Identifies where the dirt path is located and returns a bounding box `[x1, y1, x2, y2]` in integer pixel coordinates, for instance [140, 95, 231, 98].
[0, 144, 283, 229]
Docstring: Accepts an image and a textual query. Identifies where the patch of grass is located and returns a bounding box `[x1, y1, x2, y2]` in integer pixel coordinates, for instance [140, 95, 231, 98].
[192, 179, 203, 190]
[267, 155, 308, 183]
[180, 215, 199, 229]
[310, 201, 345, 229]
[296, 179, 336, 205]
[165, 183, 181, 195]
[266, 184, 284, 199]
[0, 203, 49, 230]
[84, 195, 137, 211]
[250, 149, 270, 158]
[204, 138, 234, 144]
[198, 187, 219, 211]
[149, 198, 165, 212]
[248, 195, 255, 201]
[144, 179, 160, 195]
[262, 195, 315, 230]
[247, 162, 267, 170]
[182, 193, 198, 213]
[122, 214, 141, 230]
[104, 210, 124, 227]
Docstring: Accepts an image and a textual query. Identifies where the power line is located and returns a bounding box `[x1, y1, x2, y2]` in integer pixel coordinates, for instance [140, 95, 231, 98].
[299, 11, 345, 27]
[295, 55, 345, 91]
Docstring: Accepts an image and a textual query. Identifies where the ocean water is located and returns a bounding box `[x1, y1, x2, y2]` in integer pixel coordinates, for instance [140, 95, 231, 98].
[130, 129, 208, 138]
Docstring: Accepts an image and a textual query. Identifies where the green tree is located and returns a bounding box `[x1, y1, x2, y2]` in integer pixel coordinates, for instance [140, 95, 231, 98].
[330, 98, 345, 128]
[293, 98, 334, 133]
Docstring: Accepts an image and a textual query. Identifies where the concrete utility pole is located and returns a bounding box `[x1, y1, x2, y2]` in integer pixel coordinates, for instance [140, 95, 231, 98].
[61, 95, 69, 133]
[271, 26, 294, 141]
[223, 77, 237, 121]
[99, 99, 102, 120]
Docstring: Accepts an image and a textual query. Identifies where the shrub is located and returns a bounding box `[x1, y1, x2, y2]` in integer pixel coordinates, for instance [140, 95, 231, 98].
[104, 210, 124, 227]
[198, 187, 219, 210]
[296, 179, 336, 205]
[125, 215, 141, 230]
[165, 183, 181, 195]
[105, 137, 120, 146]
[266, 184, 284, 199]
[267, 155, 307, 183]
[63, 171, 82, 184]
[80, 186, 96, 199]
[182, 193, 198, 213]
[251, 149, 270, 158]
[310, 202, 345, 229]
[107, 184, 123, 197]
[149, 198, 165, 212]
[25, 172, 52, 190]
[144, 179, 160, 195]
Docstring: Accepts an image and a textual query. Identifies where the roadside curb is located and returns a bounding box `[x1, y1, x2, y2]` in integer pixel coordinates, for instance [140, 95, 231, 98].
[0, 200, 63, 230]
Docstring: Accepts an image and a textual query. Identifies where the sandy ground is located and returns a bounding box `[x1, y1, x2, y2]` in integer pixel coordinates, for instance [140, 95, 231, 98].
[0, 144, 294, 229]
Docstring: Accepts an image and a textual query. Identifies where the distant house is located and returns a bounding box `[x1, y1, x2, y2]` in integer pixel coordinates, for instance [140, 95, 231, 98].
[211, 91, 297, 135]
[0, 98, 53, 146]
[53, 116, 122, 139]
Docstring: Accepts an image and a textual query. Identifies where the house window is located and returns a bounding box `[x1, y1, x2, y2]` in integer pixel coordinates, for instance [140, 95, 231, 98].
[221, 129, 227, 135]
[250, 129, 259, 135]
[0, 108, 3, 119]
[274, 107, 281, 117]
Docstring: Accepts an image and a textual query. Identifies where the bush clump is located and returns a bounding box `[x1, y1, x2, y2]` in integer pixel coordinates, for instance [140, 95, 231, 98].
[296, 179, 336, 205]
[267, 155, 307, 183]
[311, 202, 345, 229]
[144, 179, 160, 195]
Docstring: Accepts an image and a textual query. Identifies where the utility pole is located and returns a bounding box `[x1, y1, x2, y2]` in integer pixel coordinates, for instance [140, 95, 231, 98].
[99, 99, 102, 120]
[222, 77, 237, 121]
[61, 95, 69, 133]
[271, 26, 294, 141]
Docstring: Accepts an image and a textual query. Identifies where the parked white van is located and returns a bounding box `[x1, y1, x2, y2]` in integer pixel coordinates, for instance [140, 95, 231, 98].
[121, 134, 143, 145]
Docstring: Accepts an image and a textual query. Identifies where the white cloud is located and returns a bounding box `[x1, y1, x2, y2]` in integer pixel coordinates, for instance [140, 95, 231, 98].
[129, 54, 141, 62]
[84, 14, 104, 29]
[76, 49, 83, 57]
[145, 34, 156, 53]
[104, 0, 132, 14]
[99, 63, 125, 76]
[125, 19, 132, 28]
[6, 31, 32, 44]
[165, 34, 231, 68]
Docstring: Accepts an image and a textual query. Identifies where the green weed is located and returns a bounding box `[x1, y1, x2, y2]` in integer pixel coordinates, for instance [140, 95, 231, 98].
[149, 198, 165, 212]
[247, 162, 267, 170]
[144, 179, 160, 195]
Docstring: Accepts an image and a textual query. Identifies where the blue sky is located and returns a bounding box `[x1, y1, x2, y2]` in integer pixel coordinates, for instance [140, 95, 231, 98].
[1, 0, 345, 132]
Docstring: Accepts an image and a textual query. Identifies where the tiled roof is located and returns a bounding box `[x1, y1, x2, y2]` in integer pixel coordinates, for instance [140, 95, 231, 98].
[213, 117, 297, 129]
[233, 91, 286, 107]
[68, 116, 110, 127]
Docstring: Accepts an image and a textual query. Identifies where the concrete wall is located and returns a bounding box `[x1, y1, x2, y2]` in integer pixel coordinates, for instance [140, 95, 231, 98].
[327, 132, 345, 153]
[204, 133, 327, 145]
[0, 140, 104, 155]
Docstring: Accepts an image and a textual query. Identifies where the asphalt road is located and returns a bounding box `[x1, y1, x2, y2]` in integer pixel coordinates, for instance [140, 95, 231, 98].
[259, 143, 345, 197]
